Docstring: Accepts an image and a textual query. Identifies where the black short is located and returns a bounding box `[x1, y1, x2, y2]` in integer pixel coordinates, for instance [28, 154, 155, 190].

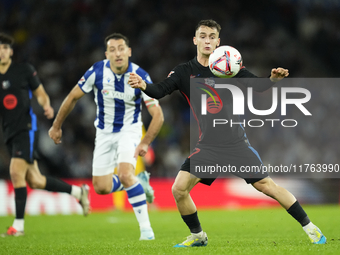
[180, 140, 269, 186]
[6, 130, 39, 164]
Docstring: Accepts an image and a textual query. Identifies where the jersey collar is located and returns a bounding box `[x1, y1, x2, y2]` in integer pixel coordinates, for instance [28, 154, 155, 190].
[105, 60, 133, 75]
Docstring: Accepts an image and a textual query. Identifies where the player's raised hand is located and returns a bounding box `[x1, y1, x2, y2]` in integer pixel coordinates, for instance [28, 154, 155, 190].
[270, 67, 289, 82]
[128, 72, 147, 90]
[134, 142, 149, 158]
[44, 105, 54, 119]
[48, 126, 62, 144]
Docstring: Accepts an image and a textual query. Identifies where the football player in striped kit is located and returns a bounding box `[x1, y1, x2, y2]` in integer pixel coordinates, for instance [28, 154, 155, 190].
[49, 33, 163, 240]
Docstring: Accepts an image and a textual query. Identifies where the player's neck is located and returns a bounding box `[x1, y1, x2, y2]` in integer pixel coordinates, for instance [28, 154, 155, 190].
[0, 59, 11, 74]
[110, 63, 128, 75]
[196, 55, 209, 67]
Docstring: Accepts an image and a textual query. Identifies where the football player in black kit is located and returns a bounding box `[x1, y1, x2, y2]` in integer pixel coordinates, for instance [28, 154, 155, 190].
[0, 33, 90, 237]
[129, 20, 326, 246]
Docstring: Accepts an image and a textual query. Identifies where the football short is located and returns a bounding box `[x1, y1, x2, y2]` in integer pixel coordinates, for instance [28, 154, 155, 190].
[6, 130, 39, 164]
[180, 139, 269, 185]
[92, 127, 142, 176]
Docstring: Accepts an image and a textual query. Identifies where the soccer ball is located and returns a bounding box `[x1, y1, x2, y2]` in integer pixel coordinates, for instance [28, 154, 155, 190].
[209, 45, 242, 78]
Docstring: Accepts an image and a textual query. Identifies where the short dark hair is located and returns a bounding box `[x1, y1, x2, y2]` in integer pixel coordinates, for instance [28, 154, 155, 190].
[104, 33, 129, 48]
[195, 19, 221, 33]
[0, 33, 14, 47]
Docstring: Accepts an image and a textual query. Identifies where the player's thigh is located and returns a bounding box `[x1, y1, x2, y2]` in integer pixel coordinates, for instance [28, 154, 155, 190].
[117, 162, 136, 187]
[172, 170, 201, 194]
[116, 128, 142, 170]
[92, 129, 118, 177]
[92, 173, 114, 193]
[6, 130, 38, 165]
[26, 160, 46, 189]
[6, 131, 37, 186]
[9, 158, 28, 186]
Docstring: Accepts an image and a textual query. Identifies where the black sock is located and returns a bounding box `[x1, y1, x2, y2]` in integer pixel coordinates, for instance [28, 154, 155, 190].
[287, 201, 310, 226]
[181, 211, 202, 234]
[14, 187, 27, 219]
[44, 177, 72, 194]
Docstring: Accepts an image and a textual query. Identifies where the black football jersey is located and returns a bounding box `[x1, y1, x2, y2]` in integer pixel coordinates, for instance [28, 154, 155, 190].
[0, 63, 41, 142]
[143, 57, 273, 145]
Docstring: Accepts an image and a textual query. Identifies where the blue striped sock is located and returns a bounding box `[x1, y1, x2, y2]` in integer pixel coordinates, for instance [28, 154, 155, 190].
[111, 175, 124, 193]
[125, 182, 150, 229]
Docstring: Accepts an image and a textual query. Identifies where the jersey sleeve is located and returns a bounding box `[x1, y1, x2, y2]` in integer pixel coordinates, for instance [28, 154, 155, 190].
[26, 64, 41, 91]
[136, 69, 160, 108]
[142, 92, 159, 109]
[77, 66, 96, 93]
[143, 65, 181, 99]
[235, 67, 275, 92]
[235, 67, 258, 78]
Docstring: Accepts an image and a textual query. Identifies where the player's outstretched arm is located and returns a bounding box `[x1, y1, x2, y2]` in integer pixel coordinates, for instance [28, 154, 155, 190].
[270, 67, 289, 82]
[134, 104, 164, 158]
[33, 84, 54, 119]
[49, 85, 85, 144]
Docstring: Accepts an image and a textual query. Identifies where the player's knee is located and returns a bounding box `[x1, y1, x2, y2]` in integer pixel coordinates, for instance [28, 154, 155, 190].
[255, 180, 277, 197]
[9, 169, 24, 185]
[172, 183, 187, 201]
[118, 171, 134, 187]
[92, 181, 111, 194]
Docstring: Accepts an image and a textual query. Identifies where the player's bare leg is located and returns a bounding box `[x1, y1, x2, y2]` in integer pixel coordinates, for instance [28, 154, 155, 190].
[172, 171, 200, 215]
[118, 162, 154, 240]
[172, 171, 208, 247]
[93, 173, 115, 194]
[25, 161, 90, 216]
[252, 177, 295, 209]
[252, 177, 326, 244]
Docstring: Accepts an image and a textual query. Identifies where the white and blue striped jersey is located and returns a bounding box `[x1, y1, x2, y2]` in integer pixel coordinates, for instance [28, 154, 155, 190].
[77, 60, 159, 133]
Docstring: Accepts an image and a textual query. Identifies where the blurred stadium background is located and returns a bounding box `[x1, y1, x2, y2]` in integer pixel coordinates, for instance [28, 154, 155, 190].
[1, 0, 340, 213]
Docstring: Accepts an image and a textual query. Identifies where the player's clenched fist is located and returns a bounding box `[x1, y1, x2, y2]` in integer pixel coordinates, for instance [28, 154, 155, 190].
[49, 126, 62, 144]
[270, 67, 289, 82]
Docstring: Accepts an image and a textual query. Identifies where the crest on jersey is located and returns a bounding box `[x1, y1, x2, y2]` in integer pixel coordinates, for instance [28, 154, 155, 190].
[167, 71, 174, 78]
[2, 80, 10, 90]
[102, 90, 109, 96]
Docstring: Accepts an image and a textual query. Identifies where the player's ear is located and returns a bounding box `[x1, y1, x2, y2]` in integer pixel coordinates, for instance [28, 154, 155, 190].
[10, 49, 13, 57]
[193, 36, 197, 45]
[128, 47, 132, 57]
[105, 51, 108, 59]
[217, 38, 220, 47]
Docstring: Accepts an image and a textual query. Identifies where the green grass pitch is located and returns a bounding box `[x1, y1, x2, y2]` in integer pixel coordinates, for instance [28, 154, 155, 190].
[0, 205, 339, 255]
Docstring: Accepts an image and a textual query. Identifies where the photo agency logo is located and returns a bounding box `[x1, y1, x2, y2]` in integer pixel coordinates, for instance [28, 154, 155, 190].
[198, 78, 312, 128]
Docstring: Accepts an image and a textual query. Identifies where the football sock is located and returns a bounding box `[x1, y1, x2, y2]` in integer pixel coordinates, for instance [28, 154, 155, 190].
[287, 200, 310, 226]
[125, 182, 151, 229]
[71, 186, 82, 200]
[44, 177, 72, 194]
[12, 219, 24, 232]
[302, 222, 317, 232]
[181, 211, 203, 234]
[14, 187, 27, 219]
[14, 187, 27, 231]
[111, 175, 124, 193]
